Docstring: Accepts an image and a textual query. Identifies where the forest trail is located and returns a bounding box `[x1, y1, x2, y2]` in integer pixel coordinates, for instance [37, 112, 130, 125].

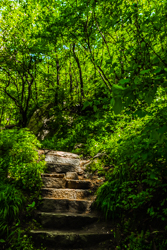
[30, 150, 114, 250]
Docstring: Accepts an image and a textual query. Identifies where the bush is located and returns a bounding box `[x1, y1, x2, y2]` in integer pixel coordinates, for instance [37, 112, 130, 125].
[0, 182, 24, 238]
[95, 90, 167, 248]
[96, 96, 167, 219]
[0, 128, 46, 191]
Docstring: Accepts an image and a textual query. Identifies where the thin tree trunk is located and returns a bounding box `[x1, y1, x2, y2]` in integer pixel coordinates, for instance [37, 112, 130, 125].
[73, 43, 84, 100]
[69, 60, 73, 101]
[55, 54, 60, 105]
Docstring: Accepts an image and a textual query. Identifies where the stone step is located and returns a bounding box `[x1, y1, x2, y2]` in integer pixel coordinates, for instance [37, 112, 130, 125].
[30, 228, 113, 249]
[47, 246, 112, 250]
[47, 162, 83, 174]
[41, 173, 65, 178]
[39, 150, 80, 159]
[42, 177, 92, 189]
[41, 188, 94, 200]
[45, 152, 82, 174]
[36, 212, 99, 229]
[40, 198, 93, 214]
[39, 150, 90, 175]
[42, 177, 66, 188]
[66, 179, 92, 189]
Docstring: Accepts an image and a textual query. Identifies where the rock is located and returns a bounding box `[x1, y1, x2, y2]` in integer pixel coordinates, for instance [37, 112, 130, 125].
[27, 103, 53, 139]
[41, 188, 94, 200]
[44, 151, 83, 174]
[41, 173, 65, 178]
[40, 198, 93, 213]
[66, 172, 78, 180]
[36, 212, 98, 229]
[66, 180, 92, 189]
[45, 150, 80, 160]
[42, 177, 66, 188]
[30, 229, 113, 249]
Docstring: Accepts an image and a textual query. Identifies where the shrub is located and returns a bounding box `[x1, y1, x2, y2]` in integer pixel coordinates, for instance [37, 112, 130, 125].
[0, 182, 24, 238]
[0, 128, 46, 191]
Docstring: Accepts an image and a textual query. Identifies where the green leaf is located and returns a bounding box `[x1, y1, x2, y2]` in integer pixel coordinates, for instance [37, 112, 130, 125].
[140, 69, 151, 75]
[153, 67, 162, 74]
[82, 101, 91, 110]
[150, 173, 158, 180]
[158, 134, 166, 144]
[158, 125, 167, 134]
[145, 94, 153, 104]
[150, 130, 159, 140]
[142, 153, 148, 160]
[113, 98, 123, 114]
[134, 77, 140, 85]
[0, 239, 5, 243]
[106, 56, 113, 64]
[141, 42, 145, 48]
[112, 84, 125, 92]
[119, 79, 130, 84]
[93, 105, 98, 112]
[28, 201, 35, 208]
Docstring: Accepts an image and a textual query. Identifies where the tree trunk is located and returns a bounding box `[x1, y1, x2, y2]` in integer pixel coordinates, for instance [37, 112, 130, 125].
[55, 54, 60, 105]
[73, 43, 84, 101]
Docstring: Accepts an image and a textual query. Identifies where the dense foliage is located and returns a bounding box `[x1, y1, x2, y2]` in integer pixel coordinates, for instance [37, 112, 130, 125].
[1, 0, 167, 249]
[0, 129, 46, 249]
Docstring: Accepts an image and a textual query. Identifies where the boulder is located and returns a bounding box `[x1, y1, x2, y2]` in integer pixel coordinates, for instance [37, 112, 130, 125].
[27, 103, 53, 139]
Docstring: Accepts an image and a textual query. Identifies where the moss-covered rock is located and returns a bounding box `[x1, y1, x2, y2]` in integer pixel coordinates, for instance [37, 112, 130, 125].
[28, 103, 53, 138]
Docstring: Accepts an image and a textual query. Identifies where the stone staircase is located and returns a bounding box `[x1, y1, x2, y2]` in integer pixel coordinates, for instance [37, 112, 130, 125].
[30, 150, 114, 250]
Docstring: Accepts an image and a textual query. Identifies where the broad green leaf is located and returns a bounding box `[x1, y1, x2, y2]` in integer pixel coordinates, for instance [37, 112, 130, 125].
[112, 84, 125, 92]
[82, 101, 91, 110]
[157, 125, 167, 134]
[119, 79, 130, 84]
[150, 173, 158, 180]
[93, 105, 98, 112]
[134, 77, 140, 85]
[0, 239, 5, 243]
[113, 98, 123, 114]
[140, 69, 151, 75]
[153, 67, 162, 74]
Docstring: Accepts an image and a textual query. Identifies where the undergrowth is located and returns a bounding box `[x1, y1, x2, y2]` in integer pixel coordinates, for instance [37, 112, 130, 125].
[0, 128, 46, 249]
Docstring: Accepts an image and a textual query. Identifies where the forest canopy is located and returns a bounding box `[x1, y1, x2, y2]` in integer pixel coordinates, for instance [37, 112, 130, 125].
[0, 0, 167, 127]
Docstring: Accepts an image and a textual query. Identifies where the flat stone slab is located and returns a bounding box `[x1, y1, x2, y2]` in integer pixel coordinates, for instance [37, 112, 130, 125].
[45, 156, 80, 166]
[42, 177, 66, 188]
[30, 229, 113, 248]
[39, 150, 90, 175]
[41, 173, 65, 178]
[41, 188, 94, 200]
[66, 180, 92, 189]
[36, 212, 98, 229]
[40, 198, 93, 214]
[39, 150, 80, 159]
[47, 163, 83, 174]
